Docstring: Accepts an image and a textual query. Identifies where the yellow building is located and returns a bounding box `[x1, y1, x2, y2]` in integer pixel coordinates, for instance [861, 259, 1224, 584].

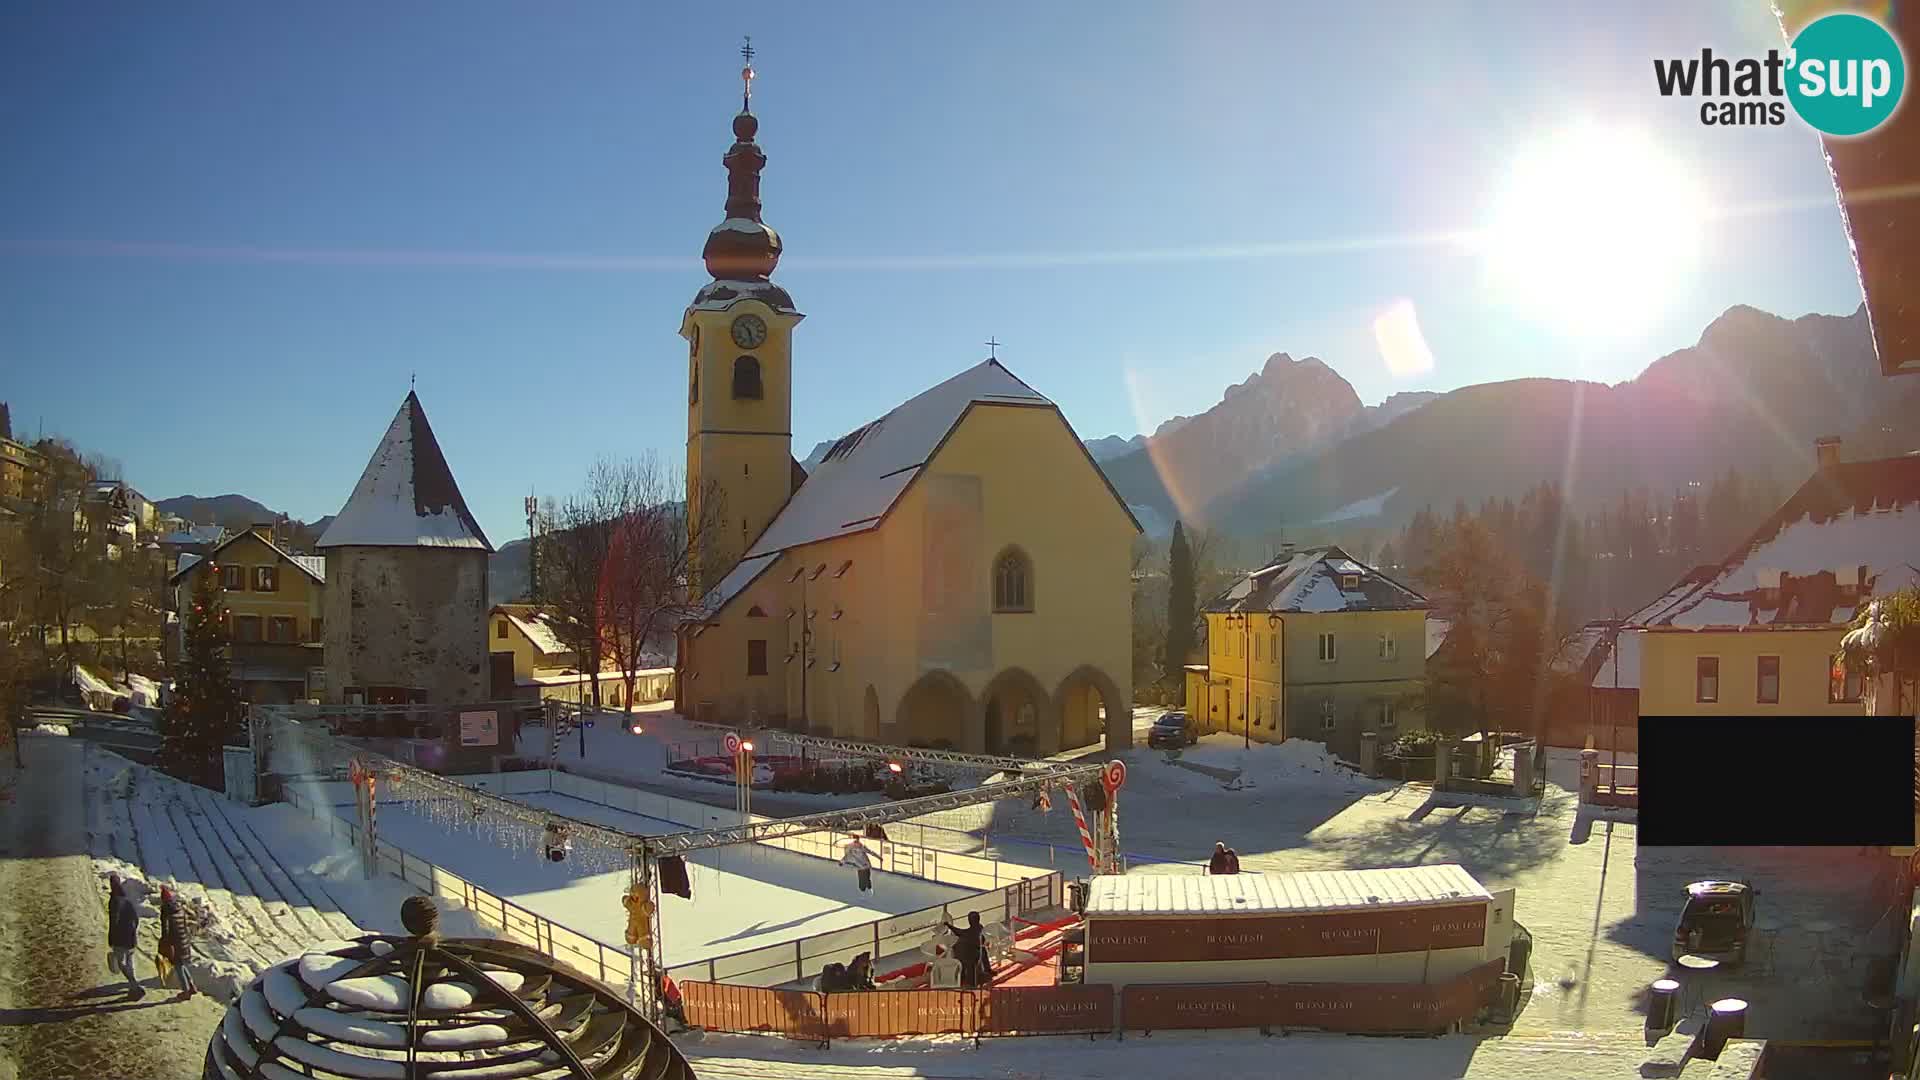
[1589, 440, 1920, 725]
[487, 603, 674, 708]
[0, 436, 44, 504]
[170, 526, 327, 703]
[1185, 546, 1429, 759]
[675, 70, 1139, 752]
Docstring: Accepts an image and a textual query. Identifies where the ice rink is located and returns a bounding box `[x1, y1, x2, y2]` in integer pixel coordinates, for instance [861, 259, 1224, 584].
[351, 789, 974, 969]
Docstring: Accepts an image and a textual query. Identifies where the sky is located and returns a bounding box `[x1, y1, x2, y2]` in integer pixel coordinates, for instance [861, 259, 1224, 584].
[0, 2, 1872, 544]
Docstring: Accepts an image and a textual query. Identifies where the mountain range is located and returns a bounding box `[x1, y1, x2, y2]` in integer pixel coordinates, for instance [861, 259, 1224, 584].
[159, 301, 1918, 597]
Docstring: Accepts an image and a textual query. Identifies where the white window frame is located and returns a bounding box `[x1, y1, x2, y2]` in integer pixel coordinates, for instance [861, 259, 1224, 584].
[1379, 700, 1396, 727]
[1756, 654, 1780, 705]
[1317, 632, 1336, 663]
[1378, 632, 1397, 660]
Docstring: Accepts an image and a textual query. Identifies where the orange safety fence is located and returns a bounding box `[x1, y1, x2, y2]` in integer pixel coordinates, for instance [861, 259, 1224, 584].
[682, 981, 827, 1040]
[1121, 958, 1510, 1034]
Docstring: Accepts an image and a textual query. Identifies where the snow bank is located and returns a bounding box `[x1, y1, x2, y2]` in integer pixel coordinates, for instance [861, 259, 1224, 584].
[31, 722, 70, 736]
[1151, 736, 1386, 793]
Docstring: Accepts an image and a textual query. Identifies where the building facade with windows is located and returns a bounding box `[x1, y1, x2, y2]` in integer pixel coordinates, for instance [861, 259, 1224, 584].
[1587, 439, 1920, 725]
[1185, 545, 1429, 760]
[488, 603, 674, 708]
[673, 77, 1138, 753]
[170, 527, 328, 703]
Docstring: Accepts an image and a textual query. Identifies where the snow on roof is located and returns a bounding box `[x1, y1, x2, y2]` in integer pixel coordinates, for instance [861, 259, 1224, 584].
[291, 555, 327, 582]
[175, 553, 202, 579]
[1206, 546, 1427, 615]
[740, 360, 1050, 562]
[689, 278, 799, 315]
[161, 524, 225, 546]
[1084, 864, 1491, 917]
[1590, 629, 1642, 690]
[509, 612, 570, 657]
[1633, 456, 1920, 629]
[318, 392, 493, 552]
[1552, 622, 1611, 675]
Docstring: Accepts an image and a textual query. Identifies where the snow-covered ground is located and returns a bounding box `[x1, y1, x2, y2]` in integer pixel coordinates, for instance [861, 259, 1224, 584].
[338, 788, 974, 971]
[82, 746, 489, 1003]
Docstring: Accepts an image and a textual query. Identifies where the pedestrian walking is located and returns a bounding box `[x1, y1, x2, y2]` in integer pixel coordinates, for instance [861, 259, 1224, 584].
[106, 874, 143, 997]
[1207, 841, 1231, 875]
[157, 886, 197, 999]
[840, 836, 874, 893]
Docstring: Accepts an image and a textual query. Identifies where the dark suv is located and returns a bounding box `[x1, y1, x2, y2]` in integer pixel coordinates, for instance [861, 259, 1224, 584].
[1672, 880, 1757, 967]
[1147, 711, 1197, 749]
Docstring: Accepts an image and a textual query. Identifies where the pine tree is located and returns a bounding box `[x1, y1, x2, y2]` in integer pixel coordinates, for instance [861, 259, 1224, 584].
[160, 568, 243, 788]
[1163, 522, 1196, 685]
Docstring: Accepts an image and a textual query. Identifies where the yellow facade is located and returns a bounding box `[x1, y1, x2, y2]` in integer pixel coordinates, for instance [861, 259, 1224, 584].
[682, 297, 803, 598]
[487, 605, 672, 708]
[1635, 626, 1860, 716]
[173, 530, 326, 701]
[1189, 608, 1426, 753]
[683, 402, 1135, 753]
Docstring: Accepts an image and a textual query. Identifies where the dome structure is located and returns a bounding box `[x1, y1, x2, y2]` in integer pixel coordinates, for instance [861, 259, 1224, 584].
[204, 898, 693, 1080]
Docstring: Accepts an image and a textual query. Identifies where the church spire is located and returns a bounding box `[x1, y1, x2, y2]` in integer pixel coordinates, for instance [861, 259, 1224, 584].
[702, 36, 783, 282]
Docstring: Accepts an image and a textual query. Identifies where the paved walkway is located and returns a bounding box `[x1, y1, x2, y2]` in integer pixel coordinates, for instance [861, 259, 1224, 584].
[0, 737, 226, 1080]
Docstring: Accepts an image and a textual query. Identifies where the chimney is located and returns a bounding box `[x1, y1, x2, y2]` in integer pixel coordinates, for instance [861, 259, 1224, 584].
[1815, 435, 1842, 470]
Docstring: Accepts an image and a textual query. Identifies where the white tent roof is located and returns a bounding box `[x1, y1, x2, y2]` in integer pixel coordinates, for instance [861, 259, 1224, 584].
[1085, 864, 1491, 917]
[318, 392, 492, 551]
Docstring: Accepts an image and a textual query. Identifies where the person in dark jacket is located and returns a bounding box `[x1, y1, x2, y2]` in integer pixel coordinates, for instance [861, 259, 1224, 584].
[106, 875, 143, 997]
[1224, 848, 1242, 875]
[157, 886, 197, 999]
[945, 912, 990, 988]
[1208, 842, 1232, 875]
[846, 952, 876, 991]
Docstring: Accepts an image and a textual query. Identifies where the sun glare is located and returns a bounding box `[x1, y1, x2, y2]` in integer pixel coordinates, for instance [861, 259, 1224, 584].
[1478, 123, 1708, 335]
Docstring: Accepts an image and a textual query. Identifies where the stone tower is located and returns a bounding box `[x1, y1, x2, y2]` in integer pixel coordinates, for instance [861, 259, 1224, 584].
[318, 391, 494, 705]
[681, 48, 805, 598]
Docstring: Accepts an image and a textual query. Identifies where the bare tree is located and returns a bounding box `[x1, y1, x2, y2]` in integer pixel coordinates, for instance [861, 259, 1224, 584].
[536, 455, 727, 712]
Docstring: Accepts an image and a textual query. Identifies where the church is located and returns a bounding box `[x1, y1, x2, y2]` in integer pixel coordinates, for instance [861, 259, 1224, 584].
[674, 53, 1138, 754]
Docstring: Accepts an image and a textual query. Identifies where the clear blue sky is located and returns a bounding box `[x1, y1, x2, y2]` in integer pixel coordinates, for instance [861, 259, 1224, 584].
[0, 2, 1869, 544]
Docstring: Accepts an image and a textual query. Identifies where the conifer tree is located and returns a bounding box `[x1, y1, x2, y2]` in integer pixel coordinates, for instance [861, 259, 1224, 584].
[160, 567, 242, 788]
[1162, 522, 1196, 685]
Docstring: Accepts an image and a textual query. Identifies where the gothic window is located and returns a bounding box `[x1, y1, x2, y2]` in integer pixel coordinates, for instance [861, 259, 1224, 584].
[732, 356, 763, 400]
[993, 547, 1033, 613]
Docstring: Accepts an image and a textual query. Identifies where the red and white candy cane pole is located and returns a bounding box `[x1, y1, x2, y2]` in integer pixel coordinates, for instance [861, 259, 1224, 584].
[1100, 760, 1126, 875]
[364, 771, 379, 880]
[1064, 785, 1099, 872]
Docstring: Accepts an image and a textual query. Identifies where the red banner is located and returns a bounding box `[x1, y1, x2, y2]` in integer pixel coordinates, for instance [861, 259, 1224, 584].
[1088, 903, 1488, 963]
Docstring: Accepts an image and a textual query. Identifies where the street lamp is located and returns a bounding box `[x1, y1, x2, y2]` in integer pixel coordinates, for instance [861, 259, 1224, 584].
[1222, 610, 1283, 750]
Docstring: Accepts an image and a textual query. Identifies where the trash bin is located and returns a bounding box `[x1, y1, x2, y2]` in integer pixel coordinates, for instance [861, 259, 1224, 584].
[1703, 998, 1748, 1058]
[1507, 925, 1533, 978]
[1647, 978, 1680, 1030]
[1497, 972, 1522, 1020]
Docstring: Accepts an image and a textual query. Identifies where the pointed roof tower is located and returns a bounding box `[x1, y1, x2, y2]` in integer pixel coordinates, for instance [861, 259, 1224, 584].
[318, 391, 494, 551]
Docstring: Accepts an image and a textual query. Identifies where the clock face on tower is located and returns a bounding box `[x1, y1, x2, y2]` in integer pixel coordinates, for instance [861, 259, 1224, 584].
[730, 314, 768, 349]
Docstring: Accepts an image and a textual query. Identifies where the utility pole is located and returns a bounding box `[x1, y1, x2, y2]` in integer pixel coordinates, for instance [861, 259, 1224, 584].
[524, 494, 540, 603]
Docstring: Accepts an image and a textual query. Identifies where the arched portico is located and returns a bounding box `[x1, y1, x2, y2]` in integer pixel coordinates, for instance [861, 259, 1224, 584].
[979, 667, 1052, 756]
[895, 670, 973, 749]
[1055, 664, 1128, 751]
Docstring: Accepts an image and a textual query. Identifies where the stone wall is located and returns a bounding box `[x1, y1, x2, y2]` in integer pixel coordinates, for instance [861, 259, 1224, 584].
[322, 546, 489, 704]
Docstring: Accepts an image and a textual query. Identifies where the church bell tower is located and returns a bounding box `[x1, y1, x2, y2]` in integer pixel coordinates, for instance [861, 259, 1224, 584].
[682, 39, 804, 597]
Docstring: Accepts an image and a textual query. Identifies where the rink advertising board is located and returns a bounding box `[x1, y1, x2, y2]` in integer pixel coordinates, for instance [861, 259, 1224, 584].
[681, 982, 826, 1038]
[1119, 959, 1507, 1033]
[825, 990, 973, 1038]
[975, 985, 1116, 1036]
[1086, 902, 1489, 964]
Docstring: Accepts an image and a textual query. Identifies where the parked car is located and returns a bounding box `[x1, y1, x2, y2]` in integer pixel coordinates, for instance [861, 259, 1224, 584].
[1672, 880, 1758, 967]
[1146, 711, 1197, 749]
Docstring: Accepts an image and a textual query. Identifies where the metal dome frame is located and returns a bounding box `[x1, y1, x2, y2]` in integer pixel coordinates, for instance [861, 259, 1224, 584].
[205, 920, 693, 1080]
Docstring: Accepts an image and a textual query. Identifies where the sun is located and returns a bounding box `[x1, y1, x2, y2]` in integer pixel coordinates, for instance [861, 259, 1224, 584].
[1476, 123, 1709, 335]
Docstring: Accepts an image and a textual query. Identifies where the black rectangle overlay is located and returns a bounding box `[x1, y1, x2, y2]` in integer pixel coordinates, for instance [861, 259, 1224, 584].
[1637, 715, 1914, 847]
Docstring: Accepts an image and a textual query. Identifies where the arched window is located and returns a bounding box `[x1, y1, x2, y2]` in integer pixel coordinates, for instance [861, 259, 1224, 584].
[732, 356, 763, 400]
[992, 547, 1033, 613]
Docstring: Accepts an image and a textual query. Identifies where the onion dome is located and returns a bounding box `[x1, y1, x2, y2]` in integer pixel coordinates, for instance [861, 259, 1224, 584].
[697, 42, 790, 308]
[204, 897, 693, 1079]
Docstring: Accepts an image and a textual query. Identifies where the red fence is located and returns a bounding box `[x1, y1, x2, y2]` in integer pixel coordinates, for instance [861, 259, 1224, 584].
[679, 960, 1505, 1043]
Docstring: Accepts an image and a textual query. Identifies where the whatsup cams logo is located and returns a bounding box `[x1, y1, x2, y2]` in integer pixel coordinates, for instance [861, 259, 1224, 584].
[1654, 11, 1906, 136]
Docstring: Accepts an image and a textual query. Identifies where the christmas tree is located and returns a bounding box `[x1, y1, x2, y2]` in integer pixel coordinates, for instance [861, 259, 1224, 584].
[160, 566, 243, 788]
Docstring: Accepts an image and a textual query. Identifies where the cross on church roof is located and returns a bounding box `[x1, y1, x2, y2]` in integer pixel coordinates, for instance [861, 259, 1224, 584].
[985, 337, 1001, 359]
[740, 36, 756, 110]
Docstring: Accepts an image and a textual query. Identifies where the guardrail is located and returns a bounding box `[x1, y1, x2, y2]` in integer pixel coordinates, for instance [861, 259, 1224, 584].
[280, 782, 637, 991]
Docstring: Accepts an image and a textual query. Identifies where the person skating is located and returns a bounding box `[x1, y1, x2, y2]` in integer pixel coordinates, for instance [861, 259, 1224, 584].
[1207, 842, 1232, 874]
[106, 874, 143, 997]
[944, 911, 991, 988]
[157, 886, 198, 1000]
[840, 836, 874, 892]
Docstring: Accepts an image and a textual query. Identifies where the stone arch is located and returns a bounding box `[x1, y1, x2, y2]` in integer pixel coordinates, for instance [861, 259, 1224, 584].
[979, 667, 1051, 757]
[862, 684, 881, 740]
[1055, 664, 1128, 752]
[895, 670, 973, 750]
